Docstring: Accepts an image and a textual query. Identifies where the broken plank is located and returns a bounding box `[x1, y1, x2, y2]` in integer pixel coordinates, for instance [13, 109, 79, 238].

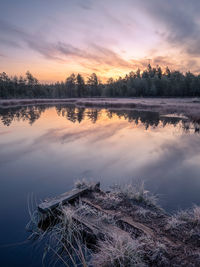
[81, 198, 117, 216]
[62, 207, 105, 240]
[82, 198, 154, 237]
[118, 216, 154, 237]
[62, 206, 132, 242]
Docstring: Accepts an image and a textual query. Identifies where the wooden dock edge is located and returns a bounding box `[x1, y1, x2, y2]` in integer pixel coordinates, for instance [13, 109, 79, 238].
[38, 182, 100, 214]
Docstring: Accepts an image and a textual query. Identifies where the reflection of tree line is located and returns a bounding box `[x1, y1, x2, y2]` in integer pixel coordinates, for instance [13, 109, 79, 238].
[0, 105, 199, 133]
[56, 106, 100, 124]
[0, 105, 46, 126]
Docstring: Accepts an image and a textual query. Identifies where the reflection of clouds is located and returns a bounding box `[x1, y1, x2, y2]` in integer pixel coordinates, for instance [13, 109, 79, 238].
[0, 120, 127, 165]
[129, 134, 200, 210]
[0, 130, 11, 136]
[135, 135, 200, 178]
[0, 138, 25, 151]
[0, 139, 34, 165]
[33, 121, 127, 145]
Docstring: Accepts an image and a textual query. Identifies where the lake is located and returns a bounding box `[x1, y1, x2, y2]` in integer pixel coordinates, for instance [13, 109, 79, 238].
[0, 104, 200, 266]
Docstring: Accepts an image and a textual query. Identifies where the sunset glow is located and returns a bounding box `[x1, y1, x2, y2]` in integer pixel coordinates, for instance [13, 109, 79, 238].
[1, 0, 200, 82]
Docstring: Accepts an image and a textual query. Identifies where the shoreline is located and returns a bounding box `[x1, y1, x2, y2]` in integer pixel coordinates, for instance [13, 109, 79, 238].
[1, 97, 200, 122]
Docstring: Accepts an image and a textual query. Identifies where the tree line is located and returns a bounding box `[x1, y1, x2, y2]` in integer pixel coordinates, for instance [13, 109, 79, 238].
[1, 65, 200, 98]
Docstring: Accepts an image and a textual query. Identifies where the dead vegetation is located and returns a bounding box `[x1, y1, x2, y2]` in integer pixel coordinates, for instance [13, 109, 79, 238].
[92, 233, 145, 267]
[166, 205, 200, 248]
[27, 181, 200, 266]
[110, 183, 158, 208]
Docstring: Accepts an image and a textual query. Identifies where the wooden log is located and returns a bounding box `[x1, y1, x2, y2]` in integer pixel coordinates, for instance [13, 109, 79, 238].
[38, 182, 100, 213]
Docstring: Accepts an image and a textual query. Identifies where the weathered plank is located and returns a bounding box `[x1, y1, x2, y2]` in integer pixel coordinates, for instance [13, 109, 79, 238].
[38, 182, 100, 213]
[38, 187, 89, 213]
[118, 216, 154, 237]
[62, 206, 132, 242]
[82, 198, 117, 216]
[62, 207, 105, 240]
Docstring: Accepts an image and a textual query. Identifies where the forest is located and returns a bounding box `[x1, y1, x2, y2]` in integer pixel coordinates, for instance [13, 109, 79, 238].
[1, 65, 200, 98]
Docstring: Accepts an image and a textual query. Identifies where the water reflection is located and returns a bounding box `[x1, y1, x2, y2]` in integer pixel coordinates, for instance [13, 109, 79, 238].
[0, 105, 199, 133]
[0, 104, 200, 266]
[0, 105, 46, 126]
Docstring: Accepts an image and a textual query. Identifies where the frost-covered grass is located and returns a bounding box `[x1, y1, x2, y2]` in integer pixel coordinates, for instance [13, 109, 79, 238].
[135, 207, 156, 218]
[135, 236, 170, 266]
[92, 234, 170, 267]
[93, 191, 121, 210]
[193, 205, 200, 222]
[112, 182, 158, 208]
[27, 203, 92, 266]
[91, 233, 146, 267]
[75, 178, 89, 189]
[0, 98, 77, 108]
[27, 199, 117, 266]
[150, 243, 169, 266]
[167, 205, 200, 229]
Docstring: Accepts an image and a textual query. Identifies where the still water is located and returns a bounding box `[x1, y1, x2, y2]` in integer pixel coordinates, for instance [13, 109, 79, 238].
[0, 104, 200, 266]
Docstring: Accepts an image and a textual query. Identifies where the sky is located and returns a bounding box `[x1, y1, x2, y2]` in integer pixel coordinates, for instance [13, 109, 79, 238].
[0, 0, 200, 82]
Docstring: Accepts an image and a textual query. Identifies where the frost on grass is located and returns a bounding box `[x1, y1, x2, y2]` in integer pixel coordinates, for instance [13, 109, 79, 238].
[111, 182, 158, 209]
[75, 201, 116, 226]
[27, 203, 92, 266]
[91, 233, 146, 267]
[93, 191, 122, 210]
[92, 234, 170, 267]
[135, 206, 157, 219]
[26, 182, 200, 266]
[75, 178, 89, 189]
[27, 200, 118, 266]
[167, 205, 200, 247]
[140, 238, 170, 267]
[167, 205, 200, 229]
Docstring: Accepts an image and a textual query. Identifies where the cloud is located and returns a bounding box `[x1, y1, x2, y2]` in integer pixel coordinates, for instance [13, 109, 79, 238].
[0, 19, 136, 71]
[1, 0, 200, 79]
[0, 19, 30, 49]
[0, 37, 22, 48]
[152, 56, 171, 66]
[137, 0, 200, 56]
[77, 0, 92, 10]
